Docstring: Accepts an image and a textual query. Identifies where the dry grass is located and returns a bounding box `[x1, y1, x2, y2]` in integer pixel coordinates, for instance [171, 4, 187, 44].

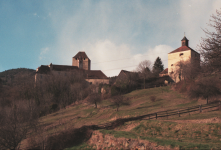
[20, 85, 221, 149]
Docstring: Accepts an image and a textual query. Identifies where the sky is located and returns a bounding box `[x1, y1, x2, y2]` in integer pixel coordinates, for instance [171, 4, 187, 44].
[0, 0, 221, 77]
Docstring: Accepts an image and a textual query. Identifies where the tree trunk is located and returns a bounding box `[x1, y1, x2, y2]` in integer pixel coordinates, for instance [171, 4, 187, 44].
[144, 77, 146, 89]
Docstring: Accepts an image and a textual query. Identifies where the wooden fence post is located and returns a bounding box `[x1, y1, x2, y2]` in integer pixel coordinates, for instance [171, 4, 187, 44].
[199, 105, 202, 113]
[167, 111, 168, 119]
[149, 115, 150, 120]
[188, 107, 190, 116]
[156, 113, 157, 119]
[178, 109, 180, 117]
[219, 102, 221, 110]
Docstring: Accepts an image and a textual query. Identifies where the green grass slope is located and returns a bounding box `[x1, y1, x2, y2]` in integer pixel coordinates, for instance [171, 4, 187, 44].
[22, 86, 221, 149]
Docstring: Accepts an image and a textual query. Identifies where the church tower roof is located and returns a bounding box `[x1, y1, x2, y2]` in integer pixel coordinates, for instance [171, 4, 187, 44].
[73, 51, 90, 60]
[169, 36, 198, 54]
[181, 36, 189, 46]
[181, 36, 189, 41]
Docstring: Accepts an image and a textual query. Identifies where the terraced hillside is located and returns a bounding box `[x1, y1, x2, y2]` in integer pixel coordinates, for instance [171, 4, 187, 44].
[21, 86, 221, 149]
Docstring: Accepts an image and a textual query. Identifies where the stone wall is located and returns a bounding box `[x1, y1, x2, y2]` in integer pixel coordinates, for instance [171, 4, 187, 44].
[88, 130, 174, 150]
[86, 79, 109, 85]
[72, 57, 91, 70]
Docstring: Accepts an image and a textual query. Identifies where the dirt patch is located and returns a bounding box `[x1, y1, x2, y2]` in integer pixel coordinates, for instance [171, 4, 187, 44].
[88, 130, 178, 150]
[116, 123, 140, 131]
[109, 115, 130, 122]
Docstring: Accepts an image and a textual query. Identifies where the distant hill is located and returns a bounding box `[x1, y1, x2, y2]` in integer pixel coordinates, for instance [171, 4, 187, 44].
[0, 68, 35, 85]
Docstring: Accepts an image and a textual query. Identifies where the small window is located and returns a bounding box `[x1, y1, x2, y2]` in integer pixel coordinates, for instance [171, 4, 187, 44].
[182, 42, 185, 46]
[75, 58, 77, 60]
[171, 64, 173, 66]
[180, 53, 184, 56]
[84, 58, 85, 60]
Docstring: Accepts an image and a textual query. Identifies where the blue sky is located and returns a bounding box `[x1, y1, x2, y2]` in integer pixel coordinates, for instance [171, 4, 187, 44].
[0, 0, 220, 76]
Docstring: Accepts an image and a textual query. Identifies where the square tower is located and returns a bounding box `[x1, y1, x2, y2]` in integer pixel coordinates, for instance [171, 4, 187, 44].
[72, 51, 91, 70]
[168, 36, 200, 82]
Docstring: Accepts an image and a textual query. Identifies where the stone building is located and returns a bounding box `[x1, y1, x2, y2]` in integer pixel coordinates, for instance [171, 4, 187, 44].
[159, 36, 200, 82]
[35, 51, 109, 85]
[72, 52, 91, 70]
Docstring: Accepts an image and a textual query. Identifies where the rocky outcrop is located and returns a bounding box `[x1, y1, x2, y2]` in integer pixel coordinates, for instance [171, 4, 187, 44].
[88, 130, 177, 150]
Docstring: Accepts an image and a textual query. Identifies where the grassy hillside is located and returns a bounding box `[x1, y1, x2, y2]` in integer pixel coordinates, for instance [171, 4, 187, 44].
[21, 86, 221, 149]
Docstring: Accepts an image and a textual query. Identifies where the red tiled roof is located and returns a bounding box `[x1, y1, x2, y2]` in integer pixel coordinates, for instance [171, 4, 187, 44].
[159, 68, 168, 74]
[73, 51, 90, 59]
[169, 46, 198, 54]
[86, 70, 108, 79]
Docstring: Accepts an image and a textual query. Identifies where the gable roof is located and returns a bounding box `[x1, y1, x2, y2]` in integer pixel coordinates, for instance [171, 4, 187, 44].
[37, 64, 80, 73]
[73, 51, 90, 59]
[37, 65, 50, 74]
[86, 70, 108, 79]
[119, 70, 132, 75]
[51, 65, 79, 71]
[181, 36, 189, 41]
[169, 46, 199, 54]
[118, 70, 138, 76]
[159, 68, 168, 74]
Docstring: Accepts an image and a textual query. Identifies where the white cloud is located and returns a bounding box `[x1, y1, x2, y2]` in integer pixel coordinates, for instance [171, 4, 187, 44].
[144, 45, 174, 69]
[39, 47, 49, 60]
[179, 0, 221, 49]
[82, 40, 173, 77]
[43, 1, 220, 77]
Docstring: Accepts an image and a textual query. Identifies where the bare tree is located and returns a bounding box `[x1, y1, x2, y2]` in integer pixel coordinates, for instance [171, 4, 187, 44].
[110, 95, 130, 111]
[199, 9, 221, 72]
[174, 58, 200, 82]
[0, 101, 38, 150]
[87, 93, 102, 108]
[188, 77, 221, 104]
[136, 60, 152, 89]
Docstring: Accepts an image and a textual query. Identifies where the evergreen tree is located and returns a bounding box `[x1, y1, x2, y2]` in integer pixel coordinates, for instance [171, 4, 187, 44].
[152, 57, 164, 75]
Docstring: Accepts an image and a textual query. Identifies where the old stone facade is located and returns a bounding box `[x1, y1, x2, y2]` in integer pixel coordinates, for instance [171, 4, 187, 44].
[72, 51, 91, 70]
[160, 36, 200, 82]
[35, 52, 109, 85]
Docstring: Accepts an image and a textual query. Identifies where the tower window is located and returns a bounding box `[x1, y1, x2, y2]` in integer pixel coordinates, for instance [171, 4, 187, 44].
[75, 58, 77, 60]
[180, 53, 184, 56]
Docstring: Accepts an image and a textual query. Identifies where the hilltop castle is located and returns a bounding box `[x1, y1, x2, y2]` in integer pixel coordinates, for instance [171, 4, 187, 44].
[35, 52, 109, 85]
[160, 36, 200, 82]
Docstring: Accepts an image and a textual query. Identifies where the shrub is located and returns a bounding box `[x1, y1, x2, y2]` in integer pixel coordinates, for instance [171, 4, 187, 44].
[150, 95, 156, 102]
[111, 85, 121, 96]
[50, 103, 58, 112]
